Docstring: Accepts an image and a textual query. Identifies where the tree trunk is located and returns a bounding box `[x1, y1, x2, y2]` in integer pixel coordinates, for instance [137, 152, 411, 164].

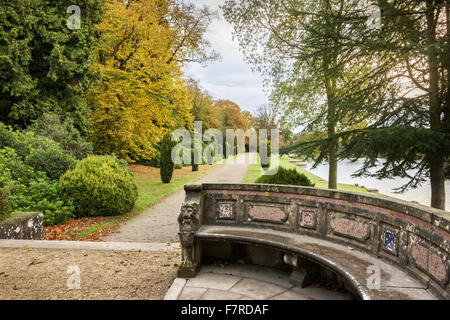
[325, 76, 338, 190]
[426, 2, 446, 210]
[327, 130, 338, 190]
[430, 157, 445, 209]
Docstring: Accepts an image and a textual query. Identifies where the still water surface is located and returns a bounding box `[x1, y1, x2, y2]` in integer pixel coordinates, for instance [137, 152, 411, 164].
[306, 160, 450, 211]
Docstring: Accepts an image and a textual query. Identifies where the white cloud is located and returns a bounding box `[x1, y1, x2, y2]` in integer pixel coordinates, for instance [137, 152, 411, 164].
[183, 0, 269, 113]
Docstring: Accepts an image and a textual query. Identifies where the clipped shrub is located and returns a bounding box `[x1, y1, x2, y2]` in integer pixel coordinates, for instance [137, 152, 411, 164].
[256, 167, 315, 187]
[191, 148, 199, 171]
[160, 132, 175, 183]
[59, 155, 138, 217]
[259, 140, 271, 168]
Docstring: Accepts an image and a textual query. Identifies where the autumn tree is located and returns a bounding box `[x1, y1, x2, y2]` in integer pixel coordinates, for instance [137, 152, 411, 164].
[87, 0, 216, 162]
[187, 78, 223, 130]
[215, 100, 250, 130]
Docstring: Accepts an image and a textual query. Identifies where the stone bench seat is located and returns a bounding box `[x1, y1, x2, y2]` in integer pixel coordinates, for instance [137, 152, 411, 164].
[196, 225, 436, 300]
[177, 183, 450, 300]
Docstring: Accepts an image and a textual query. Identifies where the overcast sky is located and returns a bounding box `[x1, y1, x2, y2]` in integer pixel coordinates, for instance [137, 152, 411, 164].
[184, 0, 269, 114]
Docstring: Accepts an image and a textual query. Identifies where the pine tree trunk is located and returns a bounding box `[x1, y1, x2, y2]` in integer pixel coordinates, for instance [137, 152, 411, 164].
[430, 157, 445, 210]
[325, 74, 338, 190]
[426, 2, 446, 210]
[328, 134, 338, 190]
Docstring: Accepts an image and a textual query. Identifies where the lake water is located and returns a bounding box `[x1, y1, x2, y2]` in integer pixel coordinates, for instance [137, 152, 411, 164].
[306, 160, 450, 211]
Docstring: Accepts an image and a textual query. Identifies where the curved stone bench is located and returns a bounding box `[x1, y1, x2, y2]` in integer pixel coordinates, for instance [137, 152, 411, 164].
[177, 183, 450, 300]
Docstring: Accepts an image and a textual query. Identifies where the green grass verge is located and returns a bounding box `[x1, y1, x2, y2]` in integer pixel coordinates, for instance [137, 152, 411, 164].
[133, 165, 221, 212]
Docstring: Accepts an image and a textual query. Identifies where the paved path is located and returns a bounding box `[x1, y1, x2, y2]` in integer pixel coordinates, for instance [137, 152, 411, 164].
[164, 264, 354, 300]
[103, 153, 256, 243]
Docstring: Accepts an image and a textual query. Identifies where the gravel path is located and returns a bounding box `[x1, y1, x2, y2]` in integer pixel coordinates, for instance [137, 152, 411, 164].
[103, 153, 256, 243]
[0, 247, 179, 300]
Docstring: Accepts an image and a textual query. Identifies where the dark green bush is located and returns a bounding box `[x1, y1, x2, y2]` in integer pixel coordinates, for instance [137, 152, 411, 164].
[28, 113, 93, 159]
[0, 147, 74, 225]
[25, 145, 77, 180]
[256, 167, 315, 187]
[160, 132, 175, 183]
[11, 178, 74, 226]
[0, 123, 77, 180]
[59, 155, 138, 217]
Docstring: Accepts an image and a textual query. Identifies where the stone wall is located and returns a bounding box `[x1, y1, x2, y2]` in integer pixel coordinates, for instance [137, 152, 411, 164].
[0, 212, 44, 240]
[186, 183, 450, 299]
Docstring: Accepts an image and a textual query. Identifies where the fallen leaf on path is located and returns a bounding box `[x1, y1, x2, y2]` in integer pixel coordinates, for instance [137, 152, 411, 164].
[347, 246, 355, 251]
[29, 260, 44, 266]
[96, 261, 106, 265]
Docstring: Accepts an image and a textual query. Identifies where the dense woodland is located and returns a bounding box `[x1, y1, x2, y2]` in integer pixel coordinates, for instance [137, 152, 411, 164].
[0, 0, 291, 224]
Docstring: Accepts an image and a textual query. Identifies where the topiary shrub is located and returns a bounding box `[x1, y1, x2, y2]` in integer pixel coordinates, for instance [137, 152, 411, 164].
[259, 140, 271, 168]
[59, 155, 138, 217]
[256, 167, 315, 187]
[191, 148, 199, 171]
[160, 132, 175, 183]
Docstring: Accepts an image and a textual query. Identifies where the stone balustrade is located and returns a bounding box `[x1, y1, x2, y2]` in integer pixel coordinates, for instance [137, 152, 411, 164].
[177, 183, 449, 299]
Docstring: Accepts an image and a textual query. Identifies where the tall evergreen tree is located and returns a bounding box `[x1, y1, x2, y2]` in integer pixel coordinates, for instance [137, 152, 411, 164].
[0, 0, 104, 132]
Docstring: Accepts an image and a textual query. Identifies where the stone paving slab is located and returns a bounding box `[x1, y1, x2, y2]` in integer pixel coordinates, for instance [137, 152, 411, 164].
[200, 264, 293, 289]
[164, 264, 354, 300]
[229, 278, 289, 300]
[185, 272, 242, 291]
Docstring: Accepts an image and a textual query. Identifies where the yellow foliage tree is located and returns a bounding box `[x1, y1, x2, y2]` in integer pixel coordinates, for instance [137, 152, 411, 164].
[87, 0, 194, 162]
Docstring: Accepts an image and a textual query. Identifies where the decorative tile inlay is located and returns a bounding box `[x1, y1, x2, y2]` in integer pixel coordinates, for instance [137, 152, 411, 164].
[411, 243, 449, 284]
[329, 215, 369, 240]
[248, 205, 286, 223]
[384, 230, 396, 252]
[218, 203, 234, 220]
[300, 211, 316, 229]
[428, 251, 448, 284]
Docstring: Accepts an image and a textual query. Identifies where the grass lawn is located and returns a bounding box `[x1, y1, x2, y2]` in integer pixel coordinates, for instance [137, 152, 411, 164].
[243, 155, 370, 194]
[44, 162, 222, 241]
